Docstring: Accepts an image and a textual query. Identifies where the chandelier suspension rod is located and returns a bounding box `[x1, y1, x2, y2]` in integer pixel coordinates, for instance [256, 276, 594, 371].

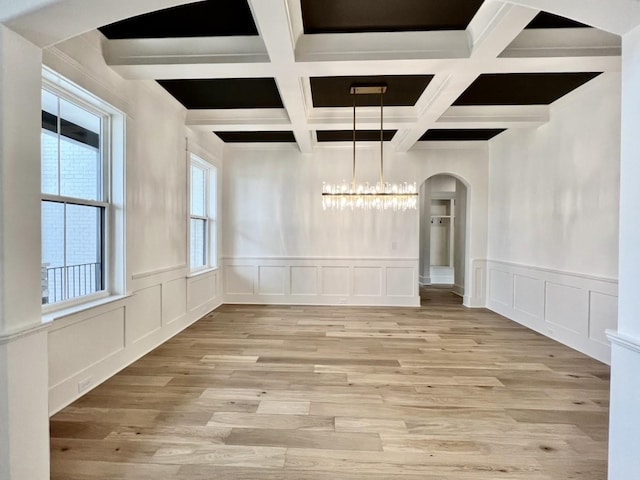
[380, 89, 384, 187]
[352, 92, 356, 190]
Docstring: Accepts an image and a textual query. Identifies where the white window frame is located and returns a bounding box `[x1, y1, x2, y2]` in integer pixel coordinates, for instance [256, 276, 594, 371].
[189, 153, 217, 273]
[41, 68, 126, 313]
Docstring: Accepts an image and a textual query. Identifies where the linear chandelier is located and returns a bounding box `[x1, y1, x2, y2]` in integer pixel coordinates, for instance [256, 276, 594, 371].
[322, 84, 418, 211]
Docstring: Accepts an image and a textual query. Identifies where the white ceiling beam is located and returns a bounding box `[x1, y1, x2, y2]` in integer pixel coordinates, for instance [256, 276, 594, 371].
[296, 31, 470, 63]
[436, 105, 549, 128]
[104, 37, 269, 67]
[503, 0, 640, 35]
[107, 52, 621, 81]
[500, 28, 621, 58]
[393, 71, 481, 152]
[186, 109, 291, 131]
[109, 62, 275, 80]
[249, 0, 312, 152]
[468, 0, 539, 58]
[487, 56, 621, 73]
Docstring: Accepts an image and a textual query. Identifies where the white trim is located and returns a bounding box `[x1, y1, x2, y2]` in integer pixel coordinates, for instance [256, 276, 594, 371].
[186, 266, 219, 279]
[42, 294, 132, 324]
[0, 322, 50, 346]
[485, 258, 618, 284]
[607, 330, 640, 354]
[222, 256, 420, 262]
[131, 264, 187, 280]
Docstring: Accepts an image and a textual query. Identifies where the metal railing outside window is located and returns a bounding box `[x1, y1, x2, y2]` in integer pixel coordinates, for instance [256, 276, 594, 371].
[43, 262, 103, 305]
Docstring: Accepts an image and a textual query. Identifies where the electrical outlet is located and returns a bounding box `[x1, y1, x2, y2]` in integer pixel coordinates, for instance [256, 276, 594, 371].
[78, 377, 92, 393]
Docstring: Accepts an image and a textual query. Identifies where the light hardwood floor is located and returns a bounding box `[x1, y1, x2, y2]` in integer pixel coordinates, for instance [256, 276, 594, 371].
[50, 287, 610, 479]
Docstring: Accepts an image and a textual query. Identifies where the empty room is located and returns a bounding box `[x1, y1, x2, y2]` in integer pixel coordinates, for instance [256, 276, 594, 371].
[1, 1, 639, 479]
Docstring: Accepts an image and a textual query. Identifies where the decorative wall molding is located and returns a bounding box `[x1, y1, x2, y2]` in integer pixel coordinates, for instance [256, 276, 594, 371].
[463, 258, 486, 308]
[48, 270, 222, 415]
[0, 321, 50, 346]
[607, 330, 640, 354]
[131, 263, 187, 280]
[223, 256, 420, 307]
[485, 259, 617, 364]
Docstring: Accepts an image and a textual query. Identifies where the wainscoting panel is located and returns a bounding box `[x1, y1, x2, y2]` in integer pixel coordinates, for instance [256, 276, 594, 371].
[489, 268, 512, 307]
[353, 267, 382, 297]
[589, 291, 618, 346]
[386, 267, 415, 297]
[290, 266, 318, 296]
[513, 274, 544, 320]
[48, 307, 125, 389]
[225, 265, 255, 295]
[48, 270, 223, 415]
[546, 282, 588, 336]
[162, 277, 186, 325]
[486, 259, 617, 364]
[321, 266, 350, 296]
[464, 259, 487, 307]
[188, 270, 219, 311]
[258, 266, 286, 295]
[224, 257, 419, 306]
[127, 284, 162, 345]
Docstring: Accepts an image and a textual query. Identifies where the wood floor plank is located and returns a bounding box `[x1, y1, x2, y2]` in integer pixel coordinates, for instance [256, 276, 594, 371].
[49, 287, 609, 479]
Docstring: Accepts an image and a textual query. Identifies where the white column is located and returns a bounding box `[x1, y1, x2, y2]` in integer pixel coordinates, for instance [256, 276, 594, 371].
[608, 23, 640, 479]
[0, 24, 50, 480]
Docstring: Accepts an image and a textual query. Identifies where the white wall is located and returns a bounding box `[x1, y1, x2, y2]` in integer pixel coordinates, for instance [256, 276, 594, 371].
[454, 179, 467, 295]
[487, 72, 621, 363]
[608, 24, 640, 480]
[223, 142, 489, 307]
[42, 31, 224, 414]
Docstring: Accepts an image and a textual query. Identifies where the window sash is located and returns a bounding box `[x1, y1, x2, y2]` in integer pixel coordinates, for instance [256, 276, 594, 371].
[190, 217, 208, 270]
[42, 200, 107, 305]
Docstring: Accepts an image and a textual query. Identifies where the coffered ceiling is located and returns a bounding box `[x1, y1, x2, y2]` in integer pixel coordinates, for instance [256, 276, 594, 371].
[99, 0, 621, 151]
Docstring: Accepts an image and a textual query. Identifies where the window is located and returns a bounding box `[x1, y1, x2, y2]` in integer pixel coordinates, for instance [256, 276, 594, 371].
[190, 154, 217, 271]
[41, 73, 124, 308]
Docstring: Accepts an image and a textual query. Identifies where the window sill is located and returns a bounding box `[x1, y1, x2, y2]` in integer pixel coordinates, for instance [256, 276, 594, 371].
[42, 293, 132, 324]
[187, 267, 219, 279]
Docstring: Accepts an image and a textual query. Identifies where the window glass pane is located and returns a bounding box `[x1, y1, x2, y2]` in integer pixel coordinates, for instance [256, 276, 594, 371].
[59, 98, 102, 201]
[191, 165, 206, 217]
[65, 204, 104, 301]
[42, 89, 59, 117]
[42, 130, 59, 195]
[60, 98, 101, 138]
[42, 201, 64, 304]
[60, 137, 101, 201]
[190, 218, 206, 269]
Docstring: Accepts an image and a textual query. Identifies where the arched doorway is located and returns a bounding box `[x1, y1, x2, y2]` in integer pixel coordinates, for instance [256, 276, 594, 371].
[418, 174, 468, 299]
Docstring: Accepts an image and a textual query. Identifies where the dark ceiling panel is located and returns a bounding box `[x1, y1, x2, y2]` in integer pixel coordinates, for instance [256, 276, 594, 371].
[317, 130, 397, 142]
[99, 0, 258, 39]
[419, 129, 505, 141]
[452, 72, 602, 106]
[311, 76, 433, 107]
[157, 78, 283, 109]
[526, 12, 590, 29]
[301, 0, 484, 34]
[215, 131, 296, 143]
